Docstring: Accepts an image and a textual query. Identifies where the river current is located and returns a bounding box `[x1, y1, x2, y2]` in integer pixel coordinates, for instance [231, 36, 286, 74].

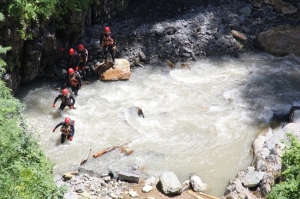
[15, 52, 300, 197]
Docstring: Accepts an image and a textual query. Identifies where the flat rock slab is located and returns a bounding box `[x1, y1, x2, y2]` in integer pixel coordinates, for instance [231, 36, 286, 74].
[118, 171, 139, 183]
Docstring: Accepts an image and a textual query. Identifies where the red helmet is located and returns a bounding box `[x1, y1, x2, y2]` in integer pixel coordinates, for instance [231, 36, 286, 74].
[64, 117, 71, 124]
[78, 44, 84, 51]
[104, 26, 110, 33]
[62, 88, 68, 95]
[68, 68, 74, 75]
[69, 48, 75, 55]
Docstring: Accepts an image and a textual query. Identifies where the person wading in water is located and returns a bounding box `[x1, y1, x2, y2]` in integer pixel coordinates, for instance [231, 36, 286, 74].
[65, 68, 82, 96]
[52, 88, 75, 111]
[52, 117, 75, 144]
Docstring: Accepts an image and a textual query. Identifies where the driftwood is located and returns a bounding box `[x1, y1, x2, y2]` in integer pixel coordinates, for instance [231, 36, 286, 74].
[188, 190, 220, 199]
[93, 141, 132, 158]
[80, 148, 92, 165]
[188, 190, 205, 199]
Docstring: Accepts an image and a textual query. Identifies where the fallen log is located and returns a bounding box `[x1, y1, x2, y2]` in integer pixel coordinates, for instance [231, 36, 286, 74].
[93, 141, 132, 158]
[188, 190, 205, 199]
[80, 148, 92, 166]
[198, 191, 220, 199]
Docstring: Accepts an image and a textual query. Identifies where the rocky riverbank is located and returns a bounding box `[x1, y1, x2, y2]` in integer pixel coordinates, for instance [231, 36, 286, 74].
[74, 0, 297, 70]
[49, 1, 300, 198]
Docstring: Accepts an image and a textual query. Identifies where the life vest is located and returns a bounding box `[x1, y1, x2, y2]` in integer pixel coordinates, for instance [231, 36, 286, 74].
[60, 124, 71, 135]
[61, 93, 72, 105]
[69, 73, 80, 87]
[102, 34, 114, 46]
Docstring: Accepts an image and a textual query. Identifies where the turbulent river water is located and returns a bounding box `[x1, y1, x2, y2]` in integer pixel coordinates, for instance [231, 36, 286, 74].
[15, 52, 300, 197]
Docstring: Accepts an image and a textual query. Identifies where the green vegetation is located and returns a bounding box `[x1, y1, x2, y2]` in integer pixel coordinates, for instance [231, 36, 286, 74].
[267, 133, 300, 199]
[1, 0, 92, 39]
[0, 14, 65, 198]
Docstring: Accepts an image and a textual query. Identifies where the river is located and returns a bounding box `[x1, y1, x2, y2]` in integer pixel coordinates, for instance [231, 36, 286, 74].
[15, 52, 300, 197]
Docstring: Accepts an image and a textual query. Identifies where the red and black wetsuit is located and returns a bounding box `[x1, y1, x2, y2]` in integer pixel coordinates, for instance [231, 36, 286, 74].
[53, 122, 75, 143]
[65, 72, 82, 96]
[78, 49, 88, 79]
[53, 93, 75, 110]
[68, 52, 80, 72]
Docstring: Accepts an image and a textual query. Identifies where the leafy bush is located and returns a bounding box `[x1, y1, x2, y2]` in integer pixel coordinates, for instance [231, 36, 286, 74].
[0, 13, 12, 74]
[0, 15, 65, 197]
[3, 0, 92, 40]
[267, 133, 300, 199]
[0, 80, 65, 199]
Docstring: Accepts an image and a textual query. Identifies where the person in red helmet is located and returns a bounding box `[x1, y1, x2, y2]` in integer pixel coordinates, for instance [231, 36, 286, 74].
[65, 68, 82, 96]
[68, 47, 80, 72]
[52, 88, 75, 111]
[77, 44, 89, 79]
[100, 26, 116, 65]
[52, 117, 75, 144]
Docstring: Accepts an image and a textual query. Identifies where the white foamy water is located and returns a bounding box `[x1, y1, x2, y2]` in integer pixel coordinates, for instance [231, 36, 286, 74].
[15, 52, 300, 197]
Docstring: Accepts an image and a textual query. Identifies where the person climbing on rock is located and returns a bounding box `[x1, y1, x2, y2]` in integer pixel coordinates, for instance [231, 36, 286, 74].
[68, 47, 80, 73]
[100, 26, 116, 65]
[65, 68, 82, 96]
[52, 88, 75, 111]
[77, 44, 89, 80]
[52, 117, 75, 144]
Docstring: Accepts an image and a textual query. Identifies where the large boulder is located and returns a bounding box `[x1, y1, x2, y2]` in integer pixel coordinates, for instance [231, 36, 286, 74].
[253, 0, 297, 14]
[94, 58, 131, 81]
[257, 25, 300, 56]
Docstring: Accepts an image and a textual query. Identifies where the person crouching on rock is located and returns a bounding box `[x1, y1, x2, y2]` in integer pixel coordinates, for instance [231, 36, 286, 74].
[52, 88, 75, 111]
[65, 68, 82, 96]
[52, 117, 75, 144]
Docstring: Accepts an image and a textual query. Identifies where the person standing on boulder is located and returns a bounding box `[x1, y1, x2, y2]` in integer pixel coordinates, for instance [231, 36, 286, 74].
[100, 26, 116, 65]
[52, 88, 75, 111]
[52, 117, 75, 144]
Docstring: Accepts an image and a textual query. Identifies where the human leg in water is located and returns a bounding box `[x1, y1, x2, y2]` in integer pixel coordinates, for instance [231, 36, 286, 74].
[71, 86, 79, 96]
[60, 134, 66, 144]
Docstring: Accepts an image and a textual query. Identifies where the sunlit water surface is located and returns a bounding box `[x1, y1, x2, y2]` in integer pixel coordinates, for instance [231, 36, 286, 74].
[16, 52, 300, 197]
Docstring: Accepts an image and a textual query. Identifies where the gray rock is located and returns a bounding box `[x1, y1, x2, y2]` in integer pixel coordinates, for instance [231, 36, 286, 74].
[159, 171, 182, 195]
[142, 185, 153, 193]
[239, 7, 251, 17]
[241, 171, 265, 188]
[190, 173, 207, 192]
[75, 183, 85, 193]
